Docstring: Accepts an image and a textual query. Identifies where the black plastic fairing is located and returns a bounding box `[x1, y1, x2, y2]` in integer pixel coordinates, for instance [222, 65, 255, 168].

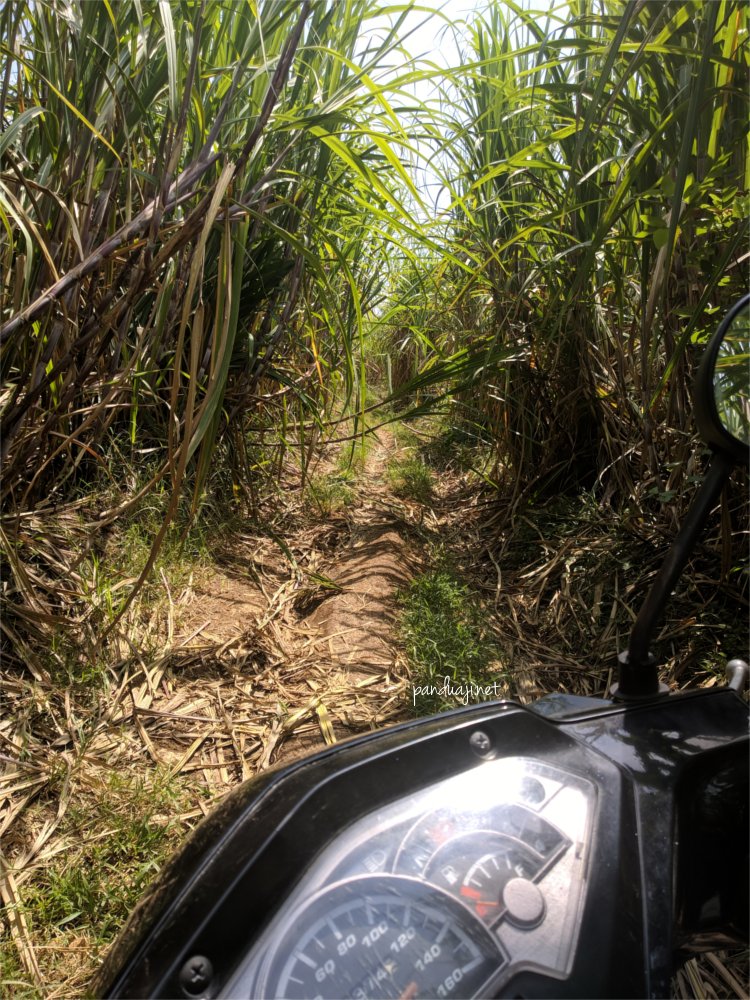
[94, 703, 514, 995]
[97, 690, 748, 1000]
[674, 746, 749, 950]
[98, 703, 626, 999]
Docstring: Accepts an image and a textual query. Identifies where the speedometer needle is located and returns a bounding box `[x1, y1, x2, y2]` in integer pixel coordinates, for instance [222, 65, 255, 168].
[400, 981, 419, 1000]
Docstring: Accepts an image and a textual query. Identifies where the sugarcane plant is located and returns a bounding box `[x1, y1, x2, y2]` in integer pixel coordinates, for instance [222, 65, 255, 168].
[0, 0, 438, 664]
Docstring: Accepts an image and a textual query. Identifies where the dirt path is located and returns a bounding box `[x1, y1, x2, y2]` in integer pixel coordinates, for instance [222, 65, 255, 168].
[304, 522, 412, 673]
[0, 426, 427, 998]
[301, 430, 418, 679]
[166, 425, 420, 762]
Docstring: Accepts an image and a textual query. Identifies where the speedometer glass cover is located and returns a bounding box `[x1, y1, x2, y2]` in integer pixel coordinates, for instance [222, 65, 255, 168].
[221, 756, 596, 999]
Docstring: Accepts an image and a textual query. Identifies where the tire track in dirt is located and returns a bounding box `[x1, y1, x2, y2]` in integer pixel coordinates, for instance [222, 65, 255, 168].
[166, 426, 420, 766]
[304, 521, 412, 676]
[300, 429, 419, 681]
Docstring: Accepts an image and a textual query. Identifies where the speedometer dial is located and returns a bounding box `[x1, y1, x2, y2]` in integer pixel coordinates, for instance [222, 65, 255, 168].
[257, 875, 505, 1000]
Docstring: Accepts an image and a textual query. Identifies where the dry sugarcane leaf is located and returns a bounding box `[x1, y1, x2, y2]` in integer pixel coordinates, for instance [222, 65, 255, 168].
[0, 851, 43, 985]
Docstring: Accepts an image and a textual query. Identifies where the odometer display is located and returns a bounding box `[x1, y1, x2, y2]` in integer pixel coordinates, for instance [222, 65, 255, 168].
[258, 876, 505, 1000]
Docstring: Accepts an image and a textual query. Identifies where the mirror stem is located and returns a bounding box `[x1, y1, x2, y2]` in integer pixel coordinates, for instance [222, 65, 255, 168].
[615, 451, 734, 700]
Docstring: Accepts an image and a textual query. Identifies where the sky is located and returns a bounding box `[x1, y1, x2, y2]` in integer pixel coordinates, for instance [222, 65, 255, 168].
[359, 0, 487, 215]
[364, 0, 483, 79]
[393, 0, 478, 67]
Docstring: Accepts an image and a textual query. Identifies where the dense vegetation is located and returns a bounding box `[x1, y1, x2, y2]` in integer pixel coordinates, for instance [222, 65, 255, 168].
[1, 2, 748, 994]
[1, 0, 748, 667]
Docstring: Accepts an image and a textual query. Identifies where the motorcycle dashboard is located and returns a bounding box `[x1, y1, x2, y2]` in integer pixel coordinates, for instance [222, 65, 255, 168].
[97, 691, 748, 1000]
[221, 757, 595, 999]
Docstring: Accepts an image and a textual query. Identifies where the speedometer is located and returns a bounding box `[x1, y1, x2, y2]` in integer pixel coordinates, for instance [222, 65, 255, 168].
[255, 875, 506, 1000]
[220, 758, 594, 999]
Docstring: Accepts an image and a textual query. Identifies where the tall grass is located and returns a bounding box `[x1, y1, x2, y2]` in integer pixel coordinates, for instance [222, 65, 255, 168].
[1, 0, 747, 667]
[384, 0, 749, 508]
[0, 0, 433, 661]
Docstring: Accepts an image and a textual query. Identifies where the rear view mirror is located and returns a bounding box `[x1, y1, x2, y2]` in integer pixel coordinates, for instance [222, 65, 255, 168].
[695, 295, 750, 464]
[714, 307, 750, 445]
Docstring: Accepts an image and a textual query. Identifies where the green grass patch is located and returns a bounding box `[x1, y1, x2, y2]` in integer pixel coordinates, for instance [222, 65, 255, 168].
[387, 456, 433, 503]
[390, 420, 421, 449]
[0, 943, 43, 999]
[337, 436, 371, 474]
[23, 769, 188, 944]
[45, 633, 110, 694]
[399, 568, 506, 715]
[77, 495, 222, 632]
[305, 471, 355, 516]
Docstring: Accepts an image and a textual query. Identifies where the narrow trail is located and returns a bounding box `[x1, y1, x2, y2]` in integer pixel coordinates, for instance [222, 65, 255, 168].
[0, 427, 435, 997]
[168, 425, 423, 766]
[302, 429, 418, 680]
